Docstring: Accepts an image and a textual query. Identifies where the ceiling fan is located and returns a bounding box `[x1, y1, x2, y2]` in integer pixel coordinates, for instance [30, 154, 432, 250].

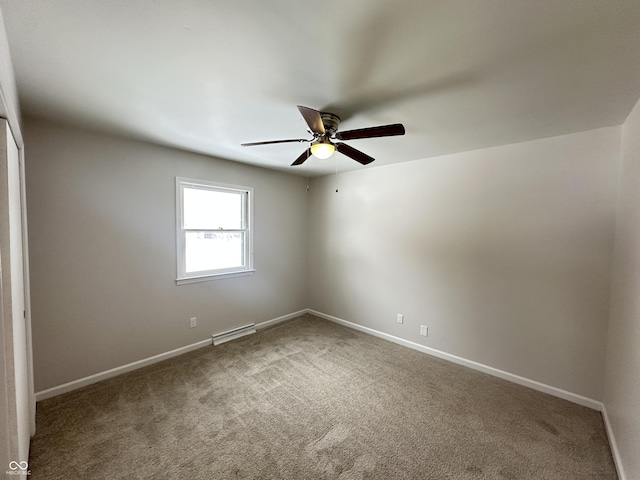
[241, 105, 405, 166]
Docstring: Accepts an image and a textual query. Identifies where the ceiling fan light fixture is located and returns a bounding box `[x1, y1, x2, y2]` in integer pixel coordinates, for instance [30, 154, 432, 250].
[310, 141, 335, 159]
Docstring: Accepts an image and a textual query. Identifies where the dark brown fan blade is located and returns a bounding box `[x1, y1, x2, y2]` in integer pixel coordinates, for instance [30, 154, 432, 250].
[335, 123, 405, 141]
[336, 142, 375, 165]
[291, 148, 312, 166]
[241, 138, 308, 147]
[297, 105, 325, 135]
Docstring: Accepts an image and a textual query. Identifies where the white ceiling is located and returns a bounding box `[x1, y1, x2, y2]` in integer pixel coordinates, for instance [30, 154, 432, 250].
[1, 0, 640, 176]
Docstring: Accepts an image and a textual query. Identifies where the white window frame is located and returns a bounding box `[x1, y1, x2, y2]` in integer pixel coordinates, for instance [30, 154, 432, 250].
[176, 177, 254, 285]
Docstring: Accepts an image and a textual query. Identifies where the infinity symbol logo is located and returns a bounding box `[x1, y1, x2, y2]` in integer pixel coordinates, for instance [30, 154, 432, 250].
[8, 461, 28, 470]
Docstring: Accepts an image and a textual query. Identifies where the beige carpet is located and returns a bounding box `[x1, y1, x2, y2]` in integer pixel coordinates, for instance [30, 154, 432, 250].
[29, 314, 616, 479]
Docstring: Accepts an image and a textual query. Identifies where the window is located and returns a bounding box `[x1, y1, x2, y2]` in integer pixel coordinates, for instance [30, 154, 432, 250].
[176, 177, 253, 284]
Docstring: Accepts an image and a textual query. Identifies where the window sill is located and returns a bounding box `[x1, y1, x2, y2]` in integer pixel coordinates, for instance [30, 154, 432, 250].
[176, 269, 255, 285]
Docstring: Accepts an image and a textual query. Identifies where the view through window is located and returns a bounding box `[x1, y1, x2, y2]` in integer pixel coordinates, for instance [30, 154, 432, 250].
[176, 178, 253, 283]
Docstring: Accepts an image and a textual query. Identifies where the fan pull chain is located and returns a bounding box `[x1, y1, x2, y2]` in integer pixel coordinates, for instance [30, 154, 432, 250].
[305, 160, 310, 191]
[335, 156, 339, 193]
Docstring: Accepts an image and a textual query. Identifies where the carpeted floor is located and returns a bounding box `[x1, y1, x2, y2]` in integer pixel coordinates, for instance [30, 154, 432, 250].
[29, 314, 617, 479]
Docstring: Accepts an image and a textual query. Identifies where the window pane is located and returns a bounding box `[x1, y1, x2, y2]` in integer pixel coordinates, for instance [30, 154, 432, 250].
[185, 231, 244, 273]
[183, 187, 243, 230]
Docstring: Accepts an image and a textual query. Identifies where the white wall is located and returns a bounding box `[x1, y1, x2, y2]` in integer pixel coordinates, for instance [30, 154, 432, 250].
[308, 127, 620, 401]
[24, 117, 308, 392]
[603, 98, 640, 480]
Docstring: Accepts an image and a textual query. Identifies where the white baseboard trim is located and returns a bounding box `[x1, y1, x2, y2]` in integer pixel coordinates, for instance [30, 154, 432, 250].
[35, 338, 212, 402]
[35, 310, 305, 402]
[35, 307, 603, 413]
[256, 309, 309, 330]
[601, 404, 627, 480]
[308, 309, 603, 411]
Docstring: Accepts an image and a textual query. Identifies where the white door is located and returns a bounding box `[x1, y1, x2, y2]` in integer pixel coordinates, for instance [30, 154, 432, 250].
[0, 118, 31, 475]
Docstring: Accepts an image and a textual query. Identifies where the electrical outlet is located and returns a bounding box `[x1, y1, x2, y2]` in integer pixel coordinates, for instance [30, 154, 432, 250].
[420, 325, 428, 337]
[397, 313, 404, 324]
[190, 317, 197, 328]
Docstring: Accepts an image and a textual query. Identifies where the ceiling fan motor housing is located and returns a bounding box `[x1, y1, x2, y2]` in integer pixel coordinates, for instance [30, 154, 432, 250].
[320, 112, 341, 135]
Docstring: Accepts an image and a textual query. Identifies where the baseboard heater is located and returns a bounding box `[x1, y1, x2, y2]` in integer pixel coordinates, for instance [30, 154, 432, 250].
[212, 324, 256, 346]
